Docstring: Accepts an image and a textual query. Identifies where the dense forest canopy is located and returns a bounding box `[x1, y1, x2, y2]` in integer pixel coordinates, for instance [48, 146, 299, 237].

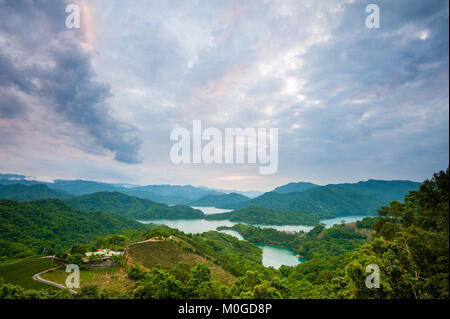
[206, 206, 325, 225]
[0, 199, 144, 259]
[66, 192, 204, 220]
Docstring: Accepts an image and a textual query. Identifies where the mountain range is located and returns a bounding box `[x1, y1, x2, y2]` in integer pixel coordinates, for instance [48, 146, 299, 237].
[0, 173, 421, 217]
[190, 180, 422, 216]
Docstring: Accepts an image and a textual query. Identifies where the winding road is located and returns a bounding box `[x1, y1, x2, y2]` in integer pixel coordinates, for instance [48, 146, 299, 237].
[31, 257, 77, 294]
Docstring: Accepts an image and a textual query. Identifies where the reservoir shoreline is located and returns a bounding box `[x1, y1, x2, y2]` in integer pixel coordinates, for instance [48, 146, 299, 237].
[138, 207, 370, 268]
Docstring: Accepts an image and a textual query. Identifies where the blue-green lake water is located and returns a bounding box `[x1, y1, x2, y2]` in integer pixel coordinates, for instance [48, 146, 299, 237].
[139, 207, 370, 268]
[255, 244, 307, 269]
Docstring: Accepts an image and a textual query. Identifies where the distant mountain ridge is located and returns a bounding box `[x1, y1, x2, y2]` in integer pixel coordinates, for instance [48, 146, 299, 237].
[0, 173, 264, 203]
[272, 182, 319, 193]
[0, 184, 70, 201]
[66, 191, 204, 220]
[0, 172, 422, 217]
[46, 180, 225, 204]
[232, 180, 422, 216]
[189, 192, 249, 207]
[0, 184, 205, 220]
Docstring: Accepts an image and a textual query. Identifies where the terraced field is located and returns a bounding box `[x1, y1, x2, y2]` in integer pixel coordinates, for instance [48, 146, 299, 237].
[0, 257, 63, 290]
[127, 240, 236, 285]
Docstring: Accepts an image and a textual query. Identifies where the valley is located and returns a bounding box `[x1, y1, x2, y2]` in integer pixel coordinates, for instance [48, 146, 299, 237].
[0, 170, 447, 299]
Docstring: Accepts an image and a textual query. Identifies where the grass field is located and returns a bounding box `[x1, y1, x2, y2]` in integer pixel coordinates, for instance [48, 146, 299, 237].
[40, 266, 134, 295]
[127, 240, 235, 285]
[0, 257, 63, 290]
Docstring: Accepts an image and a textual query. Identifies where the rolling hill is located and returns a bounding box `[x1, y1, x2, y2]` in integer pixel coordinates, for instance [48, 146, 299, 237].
[46, 179, 119, 195]
[234, 180, 421, 216]
[272, 182, 319, 193]
[0, 199, 145, 258]
[46, 179, 225, 204]
[205, 206, 325, 225]
[66, 191, 204, 220]
[0, 184, 70, 201]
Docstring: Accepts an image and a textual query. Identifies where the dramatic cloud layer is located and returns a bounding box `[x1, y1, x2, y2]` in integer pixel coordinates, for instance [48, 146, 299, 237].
[0, 0, 448, 190]
[0, 0, 142, 164]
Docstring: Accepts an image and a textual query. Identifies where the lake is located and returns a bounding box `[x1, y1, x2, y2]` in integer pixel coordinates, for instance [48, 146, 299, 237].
[139, 218, 237, 233]
[138, 208, 370, 268]
[140, 215, 370, 234]
[191, 206, 233, 214]
[255, 245, 306, 269]
[218, 229, 245, 240]
[320, 215, 370, 228]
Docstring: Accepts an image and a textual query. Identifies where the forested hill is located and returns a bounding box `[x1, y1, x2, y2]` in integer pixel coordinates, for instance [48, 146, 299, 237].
[272, 182, 319, 193]
[189, 192, 249, 208]
[46, 180, 223, 204]
[205, 206, 325, 225]
[0, 199, 145, 258]
[232, 180, 421, 216]
[284, 169, 449, 299]
[66, 192, 204, 220]
[0, 184, 70, 201]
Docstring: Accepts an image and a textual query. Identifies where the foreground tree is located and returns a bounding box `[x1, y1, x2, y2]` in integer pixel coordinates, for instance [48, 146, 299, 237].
[335, 168, 449, 299]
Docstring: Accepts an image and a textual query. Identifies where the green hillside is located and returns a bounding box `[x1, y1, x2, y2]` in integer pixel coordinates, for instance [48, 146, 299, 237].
[46, 179, 119, 195]
[66, 192, 204, 220]
[0, 257, 63, 290]
[273, 182, 319, 193]
[127, 240, 236, 285]
[0, 199, 145, 258]
[331, 179, 421, 203]
[130, 226, 268, 278]
[240, 180, 420, 216]
[220, 222, 370, 257]
[0, 184, 70, 201]
[205, 206, 324, 225]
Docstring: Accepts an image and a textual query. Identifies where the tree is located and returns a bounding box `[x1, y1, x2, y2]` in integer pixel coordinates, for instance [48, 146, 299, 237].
[128, 265, 148, 281]
[374, 168, 449, 298]
[253, 283, 282, 299]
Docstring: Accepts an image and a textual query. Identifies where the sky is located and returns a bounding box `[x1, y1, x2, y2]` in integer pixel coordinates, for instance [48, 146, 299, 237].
[0, 0, 448, 191]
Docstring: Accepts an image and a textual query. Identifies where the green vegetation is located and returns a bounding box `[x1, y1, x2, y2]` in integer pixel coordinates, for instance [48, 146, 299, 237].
[128, 263, 290, 299]
[127, 240, 235, 285]
[273, 181, 319, 193]
[220, 223, 370, 259]
[0, 199, 145, 258]
[236, 180, 420, 217]
[46, 179, 119, 195]
[40, 266, 133, 296]
[0, 184, 70, 201]
[297, 224, 368, 259]
[219, 224, 304, 251]
[129, 226, 268, 279]
[0, 257, 63, 290]
[283, 168, 449, 299]
[205, 206, 323, 225]
[66, 192, 204, 220]
[182, 231, 268, 277]
[0, 170, 446, 299]
[356, 216, 379, 229]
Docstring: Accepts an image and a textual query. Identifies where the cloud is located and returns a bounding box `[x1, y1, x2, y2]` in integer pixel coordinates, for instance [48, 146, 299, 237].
[0, 0, 448, 189]
[0, 87, 28, 119]
[0, 0, 142, 163]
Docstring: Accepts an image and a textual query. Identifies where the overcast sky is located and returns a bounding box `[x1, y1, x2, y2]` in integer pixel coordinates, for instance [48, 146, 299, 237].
[0, 0, 448, 191]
